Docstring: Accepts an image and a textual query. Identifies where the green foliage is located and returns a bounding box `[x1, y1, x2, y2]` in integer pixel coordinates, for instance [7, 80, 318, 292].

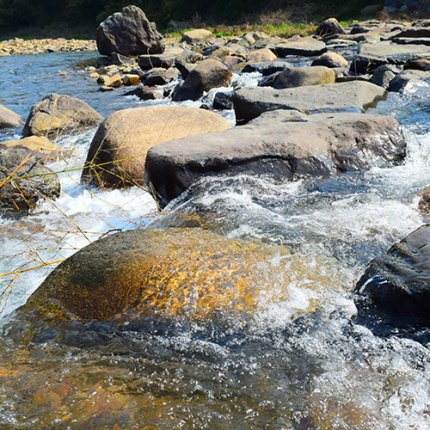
[0, 0, 376, 35]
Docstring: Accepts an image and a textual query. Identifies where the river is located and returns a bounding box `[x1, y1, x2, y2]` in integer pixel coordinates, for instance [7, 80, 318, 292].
[1, 50, 430, 429]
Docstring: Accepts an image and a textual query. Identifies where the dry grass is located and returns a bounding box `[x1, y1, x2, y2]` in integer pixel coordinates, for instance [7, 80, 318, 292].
[0, 113, 167, 317]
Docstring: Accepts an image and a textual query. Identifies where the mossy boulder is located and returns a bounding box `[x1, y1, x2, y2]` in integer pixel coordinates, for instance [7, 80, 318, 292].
[23, 228, 338, 322]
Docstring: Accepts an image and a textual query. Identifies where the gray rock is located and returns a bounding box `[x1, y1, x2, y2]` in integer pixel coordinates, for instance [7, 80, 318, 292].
[242, 61, 291, 75]
[259, 66, 336, 89]
[388, 69, 430, 92]
[350, 54, 389, 75]
[392, 37, 430, 46]
[172, 59, 232, 101]
[371, 65, 398, 88]
[359, 42, 430, 62]
[355, 225, 430, 328]
[97, 5, 164, 56]
[232, 81, 387, 124]
[144, 67, 179, 86]
[110, 52, 135, 65]
[404, 57, 430, 71]
[138, 47, 183, 70]
[145, 110, 405, 207]
[315, 18, 346, 38]
[389, 27, 430, 38]
[311, 52, 349, 68]
[0, 104, 23, 129]
[0, 147, 60, 216]
[270, 37, 327, 57]
[22, 94, 103, 138]
[213, 92, 234, 110]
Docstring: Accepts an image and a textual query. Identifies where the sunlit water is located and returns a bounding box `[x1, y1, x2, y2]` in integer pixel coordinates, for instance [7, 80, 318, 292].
[1, 51, 430, 429]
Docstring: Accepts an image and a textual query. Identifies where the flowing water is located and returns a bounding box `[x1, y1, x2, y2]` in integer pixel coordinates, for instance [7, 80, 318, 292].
[1, 51, 430, 429]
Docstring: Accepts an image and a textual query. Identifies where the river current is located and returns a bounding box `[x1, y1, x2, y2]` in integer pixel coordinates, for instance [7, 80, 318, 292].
[1, 51, 430, 429]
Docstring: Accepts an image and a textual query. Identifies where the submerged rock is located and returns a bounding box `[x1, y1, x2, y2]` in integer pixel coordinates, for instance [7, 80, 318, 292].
[22, 228, 337, 322]
[355, 225, 430, 328]
[145, 111, 405, 206]
[0, 147, 60, 215]
[81, 106, 229, 188]
[22, 94, 103, 138]
[172, 59, 232, 101]
[233, 81, 386, 123]
[96, 5, 164, 56]
[0, 104, 22, 129]
[260, 66, 336, 89]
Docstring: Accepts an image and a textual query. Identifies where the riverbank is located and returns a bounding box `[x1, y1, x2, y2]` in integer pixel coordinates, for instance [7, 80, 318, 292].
[0, 38, 96, 56]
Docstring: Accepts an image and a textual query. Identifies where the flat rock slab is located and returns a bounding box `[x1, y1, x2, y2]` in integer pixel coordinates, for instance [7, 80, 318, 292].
[270, 37, 327, 57]
[145, 110, 405, 207]
[392, 37, 430, 46]
[355, 225, 430, 328]
[232, 81, 386, 123]
[359, 42, 430, 62]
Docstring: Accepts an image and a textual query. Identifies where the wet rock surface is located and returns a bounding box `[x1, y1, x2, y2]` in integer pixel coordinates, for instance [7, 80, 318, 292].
[22, 227, 337, 322]
[145, 111, 405, 206]
[355, 225, 430, 329]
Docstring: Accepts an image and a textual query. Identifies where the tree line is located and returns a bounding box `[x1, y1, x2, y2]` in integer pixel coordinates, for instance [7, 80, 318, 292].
[0, 0, 373, 34]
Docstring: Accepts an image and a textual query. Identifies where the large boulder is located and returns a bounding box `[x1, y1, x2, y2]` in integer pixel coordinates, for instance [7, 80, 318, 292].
[22, 94, 103, 138]
[96, 5, 164, 56]
[233, 81, 386, 124]
[22, 227, 337, 322]
[0, 147, 60, 216]
[315, 18, 346, 38]
[260, 66, 336, 89]
[0, 104, 22, 129]
[355, 225, 430, 328]
[81, 106, 229, 188]
[145, 110, 405, 207]
[270, 37, 327, 57]
[171, 59, 232, 101]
